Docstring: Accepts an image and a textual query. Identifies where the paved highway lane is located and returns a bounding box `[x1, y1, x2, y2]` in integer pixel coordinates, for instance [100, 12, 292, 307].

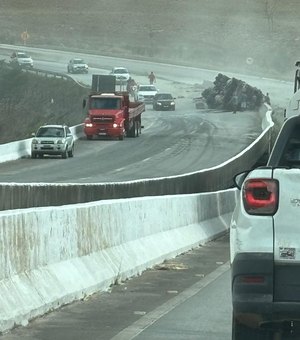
[0, 100, 260, 183]
[0, 234, 231, 340]
[0, 44, 294, 108]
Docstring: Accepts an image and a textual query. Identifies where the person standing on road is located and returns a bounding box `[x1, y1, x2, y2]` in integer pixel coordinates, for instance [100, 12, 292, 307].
[264, 92, 271, 105]
[148, 71, 156, 84]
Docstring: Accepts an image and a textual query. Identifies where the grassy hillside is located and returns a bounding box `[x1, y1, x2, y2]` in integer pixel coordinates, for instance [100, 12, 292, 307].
[0, 65, 88, 143]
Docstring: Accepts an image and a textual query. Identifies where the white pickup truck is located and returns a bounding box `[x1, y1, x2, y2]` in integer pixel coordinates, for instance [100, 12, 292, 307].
[231, 114, 300, 339]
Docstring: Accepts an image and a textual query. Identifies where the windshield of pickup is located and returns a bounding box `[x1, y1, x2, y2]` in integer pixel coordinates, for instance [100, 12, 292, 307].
[36, 127, 64, 138]
[90, 97, 121, 109]
[73, 59, 85, 64]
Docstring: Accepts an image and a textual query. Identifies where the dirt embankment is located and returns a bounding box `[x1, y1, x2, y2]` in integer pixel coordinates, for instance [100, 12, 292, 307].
[0, 65, 88, 144]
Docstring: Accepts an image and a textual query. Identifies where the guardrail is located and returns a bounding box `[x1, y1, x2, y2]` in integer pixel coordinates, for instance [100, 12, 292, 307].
[22, 66, 71, 81]
[1, 60, 89, 88]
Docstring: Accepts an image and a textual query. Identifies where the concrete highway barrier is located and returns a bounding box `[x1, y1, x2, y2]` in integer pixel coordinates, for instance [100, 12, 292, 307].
[0, 188, 237, 333]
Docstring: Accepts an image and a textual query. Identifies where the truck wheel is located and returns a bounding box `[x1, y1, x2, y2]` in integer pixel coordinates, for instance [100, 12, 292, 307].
[136, 122, 139, 137]
[118, 134, 124, 140]
[86, 135, 93, 140]
[128, 121, 136, 138]
[31, 152, 37, 159]
[232, 314, 272, 340]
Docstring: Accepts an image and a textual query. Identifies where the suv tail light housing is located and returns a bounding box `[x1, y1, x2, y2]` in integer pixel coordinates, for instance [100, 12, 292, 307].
[243, 178, 279, 215]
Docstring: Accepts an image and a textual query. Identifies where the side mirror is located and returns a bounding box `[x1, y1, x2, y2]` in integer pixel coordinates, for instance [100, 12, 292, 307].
[31, 132, 36, 137]
[233, 171, 250, 189]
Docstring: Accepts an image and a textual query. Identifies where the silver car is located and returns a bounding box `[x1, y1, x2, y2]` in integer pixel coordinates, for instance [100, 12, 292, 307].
[31, 124, 74, 159]
[67, 58, 89, 74]
[10, 51, 34, 68]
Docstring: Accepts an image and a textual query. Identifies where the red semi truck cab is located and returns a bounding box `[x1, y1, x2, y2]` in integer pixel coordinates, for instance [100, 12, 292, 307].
[83, 75, 145, 140]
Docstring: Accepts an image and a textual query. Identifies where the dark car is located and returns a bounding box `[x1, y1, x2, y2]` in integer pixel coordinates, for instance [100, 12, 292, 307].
[152, 93, 175, 111]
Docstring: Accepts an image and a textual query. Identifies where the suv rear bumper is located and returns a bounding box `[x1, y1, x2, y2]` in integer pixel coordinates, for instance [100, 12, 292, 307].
[232, 252, 300, 326]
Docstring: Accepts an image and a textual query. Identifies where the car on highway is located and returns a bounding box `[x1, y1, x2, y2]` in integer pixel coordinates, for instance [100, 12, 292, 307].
[67, 58, 89, 74]
[109, 67, 130, 84]
[31, 124, 74, 159]
[152, 93, 176, 111]
[10, 51, 34, 68]
[135, 84, 158, 103]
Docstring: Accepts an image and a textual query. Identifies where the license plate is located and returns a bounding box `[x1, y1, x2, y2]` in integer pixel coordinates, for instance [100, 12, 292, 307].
[98, 132, 107, 136]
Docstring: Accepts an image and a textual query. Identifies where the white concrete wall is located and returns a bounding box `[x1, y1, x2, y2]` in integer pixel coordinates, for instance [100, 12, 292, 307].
[0, 189, 236, 333]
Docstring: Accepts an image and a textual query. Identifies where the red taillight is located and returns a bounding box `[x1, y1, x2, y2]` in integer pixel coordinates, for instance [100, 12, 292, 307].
[243, 179, 279, 215]
[240, 275, 265, 284]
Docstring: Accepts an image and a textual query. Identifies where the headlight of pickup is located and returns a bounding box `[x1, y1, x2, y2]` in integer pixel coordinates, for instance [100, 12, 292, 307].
[56, 139, 65, 144]
[32, 138, 39, 144]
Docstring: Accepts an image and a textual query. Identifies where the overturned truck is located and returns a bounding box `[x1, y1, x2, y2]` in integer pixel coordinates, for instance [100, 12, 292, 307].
[201, 73, 266, 112]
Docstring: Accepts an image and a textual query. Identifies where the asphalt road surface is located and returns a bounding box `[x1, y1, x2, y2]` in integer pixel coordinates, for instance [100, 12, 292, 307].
[0, 94, 261, 183]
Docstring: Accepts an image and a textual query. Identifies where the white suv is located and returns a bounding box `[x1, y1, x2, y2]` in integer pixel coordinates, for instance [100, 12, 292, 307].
[10, 51, 33, 68]
[110, 67, 130, 84]
[31, 125, 74, 159]
[135, 84, 158, 103]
